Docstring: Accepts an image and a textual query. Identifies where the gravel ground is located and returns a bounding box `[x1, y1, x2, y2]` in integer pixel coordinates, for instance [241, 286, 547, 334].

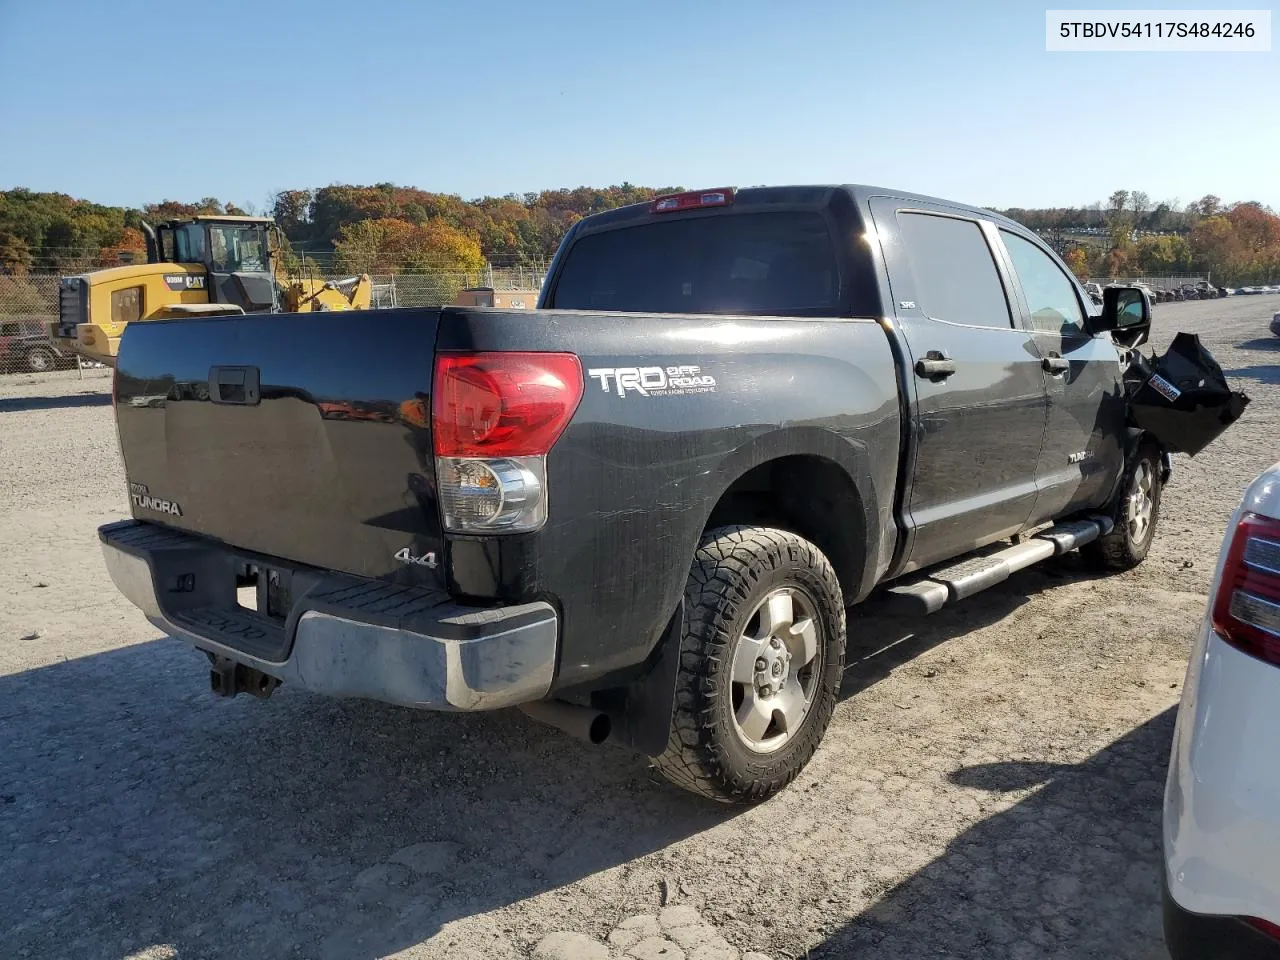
[1, 297, 1277, 960]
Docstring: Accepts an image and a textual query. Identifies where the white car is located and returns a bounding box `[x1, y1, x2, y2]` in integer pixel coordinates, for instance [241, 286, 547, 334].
[1164, 462, 1280, 957]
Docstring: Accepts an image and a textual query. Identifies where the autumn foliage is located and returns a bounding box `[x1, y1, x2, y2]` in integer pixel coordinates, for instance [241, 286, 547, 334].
[2, 183, 1278, 287]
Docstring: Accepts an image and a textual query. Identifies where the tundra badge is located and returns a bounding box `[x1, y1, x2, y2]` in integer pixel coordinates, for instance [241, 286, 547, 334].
[128, 481, 183, 517]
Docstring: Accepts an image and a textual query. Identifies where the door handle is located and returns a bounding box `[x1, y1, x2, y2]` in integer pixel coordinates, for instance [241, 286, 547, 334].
[1042, 356, 1070, 375]
[915, 354, 957, 380]
[208, 365, 261, 405]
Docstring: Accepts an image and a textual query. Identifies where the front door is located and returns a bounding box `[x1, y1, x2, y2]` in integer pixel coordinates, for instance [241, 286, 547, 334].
[871, 201, 1050, 572]
[995, 228, 1127, 524]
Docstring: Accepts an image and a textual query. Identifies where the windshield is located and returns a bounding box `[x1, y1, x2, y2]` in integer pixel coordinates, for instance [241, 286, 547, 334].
[209, 225, 267, 273]
[549, 211, 841, 316]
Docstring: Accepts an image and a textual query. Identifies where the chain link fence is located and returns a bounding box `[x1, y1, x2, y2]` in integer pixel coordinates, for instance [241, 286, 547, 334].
[1089, 275, 1211, 290]
[0, 265, 548, 376]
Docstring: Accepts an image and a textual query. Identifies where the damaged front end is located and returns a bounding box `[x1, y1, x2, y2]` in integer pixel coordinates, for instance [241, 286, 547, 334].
[1124, 332, 1250, 458]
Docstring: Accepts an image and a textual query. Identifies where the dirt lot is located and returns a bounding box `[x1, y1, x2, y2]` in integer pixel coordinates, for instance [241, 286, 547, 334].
[1, 297, 1277, 960]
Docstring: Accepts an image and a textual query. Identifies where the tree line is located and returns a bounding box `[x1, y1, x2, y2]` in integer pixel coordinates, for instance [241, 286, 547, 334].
[2, 184, 1278, 287]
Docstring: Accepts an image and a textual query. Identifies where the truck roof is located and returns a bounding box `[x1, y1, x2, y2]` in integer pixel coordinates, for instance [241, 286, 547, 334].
[572, 184, 1023, 233]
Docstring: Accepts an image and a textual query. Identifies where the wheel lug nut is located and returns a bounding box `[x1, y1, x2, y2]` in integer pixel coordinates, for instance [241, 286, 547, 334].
[755, 658, 767, 670]
[770, 638, 782, 649]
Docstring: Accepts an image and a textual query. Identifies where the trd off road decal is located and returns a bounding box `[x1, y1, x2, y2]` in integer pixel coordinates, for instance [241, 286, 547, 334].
[587, 363, 717, 398]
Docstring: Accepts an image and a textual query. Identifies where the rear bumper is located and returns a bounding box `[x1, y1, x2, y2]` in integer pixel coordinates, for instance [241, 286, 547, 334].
[100, 520, 558, 711]
[1164, 628, 1280, 922]
[1164, 872, 1280, 960]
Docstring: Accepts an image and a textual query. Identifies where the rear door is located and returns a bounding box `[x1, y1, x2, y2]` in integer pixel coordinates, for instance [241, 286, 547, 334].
[995, 228, 1126, 523]
[870, 200, 1049, 571]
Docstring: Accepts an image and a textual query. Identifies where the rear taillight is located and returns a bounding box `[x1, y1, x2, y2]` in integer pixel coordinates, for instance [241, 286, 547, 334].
[1212, 513, 1280, 665]
[432, 352, 582, 534]
[1245, 916, 1280, 940]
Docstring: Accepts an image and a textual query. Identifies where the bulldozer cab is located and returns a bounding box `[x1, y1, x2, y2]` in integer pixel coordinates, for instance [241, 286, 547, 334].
[152, 216, 278, 313]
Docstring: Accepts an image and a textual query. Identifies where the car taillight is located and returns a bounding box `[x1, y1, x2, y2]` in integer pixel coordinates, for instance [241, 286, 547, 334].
[1245, 916, 1280, 941]
[432, 352, 582, 534]
[1212, 513, 1280, 665]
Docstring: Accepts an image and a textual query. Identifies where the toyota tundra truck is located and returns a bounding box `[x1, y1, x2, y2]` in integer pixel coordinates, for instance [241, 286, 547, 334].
[100, 184, 1165, 803]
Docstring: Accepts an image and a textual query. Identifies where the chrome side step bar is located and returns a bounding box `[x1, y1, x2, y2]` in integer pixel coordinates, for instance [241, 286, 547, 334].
[883, 516, 1114, 616]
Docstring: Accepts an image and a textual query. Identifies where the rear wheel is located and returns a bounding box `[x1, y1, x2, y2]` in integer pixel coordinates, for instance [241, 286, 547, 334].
[25, 348, 55, 373]
[1084, 444, 1163, 571]
[653, 525, 845, 803]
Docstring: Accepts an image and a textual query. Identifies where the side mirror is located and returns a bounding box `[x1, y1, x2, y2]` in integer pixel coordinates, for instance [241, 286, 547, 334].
[1095, 285, 1151, 348]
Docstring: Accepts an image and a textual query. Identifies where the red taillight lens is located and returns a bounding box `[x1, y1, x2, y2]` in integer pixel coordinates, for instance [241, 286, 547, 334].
[1245, 916, 1280, 940]
[1212, 512, 1280, 665]
[432, 352, 583, 457]
[651, 187, 735, 213]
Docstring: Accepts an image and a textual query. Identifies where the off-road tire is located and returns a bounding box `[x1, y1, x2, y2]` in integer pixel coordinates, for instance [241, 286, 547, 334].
[1084, 443, 1163, 571]
[653, 525, 846, 803]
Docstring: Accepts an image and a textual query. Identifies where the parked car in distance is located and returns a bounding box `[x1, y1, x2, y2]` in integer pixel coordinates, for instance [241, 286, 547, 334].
[99, 183, 1173, 803]
[1164, 462, 1280, 959]
[0, 317, 76, 374]
[1083, 281, 1104, 305]
[1133, 283, 1158, 306]
[1270, 311, 1280, 337]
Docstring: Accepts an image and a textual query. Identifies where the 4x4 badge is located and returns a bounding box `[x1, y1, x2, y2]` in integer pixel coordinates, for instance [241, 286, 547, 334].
[394, 548, 437, 569]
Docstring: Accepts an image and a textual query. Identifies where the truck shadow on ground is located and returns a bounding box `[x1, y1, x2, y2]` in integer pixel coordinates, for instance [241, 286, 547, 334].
[1222, 364, 1280, 387]
[0, 553, 1135, 960]
[807, 708, 1174, 959]
[0, 640, 733, 960]
[0, 391, 111, 412]
[843, 551, 1107, 700]
[1235, 337, 1280, 353]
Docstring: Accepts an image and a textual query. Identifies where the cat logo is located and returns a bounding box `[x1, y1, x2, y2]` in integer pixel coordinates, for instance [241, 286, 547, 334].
[163, 274, 207, 292]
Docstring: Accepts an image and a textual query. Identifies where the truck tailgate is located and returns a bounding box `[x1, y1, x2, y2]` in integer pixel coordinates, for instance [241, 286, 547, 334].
[112, 309, 444, 585]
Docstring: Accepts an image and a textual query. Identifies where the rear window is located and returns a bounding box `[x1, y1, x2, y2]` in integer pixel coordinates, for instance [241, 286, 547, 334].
[550, 211, 842, 316]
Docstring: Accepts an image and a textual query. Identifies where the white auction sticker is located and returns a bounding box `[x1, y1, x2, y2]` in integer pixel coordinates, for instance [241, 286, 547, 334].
[1046, 10, 1271, 50]
[1148, 374, 1183, 402]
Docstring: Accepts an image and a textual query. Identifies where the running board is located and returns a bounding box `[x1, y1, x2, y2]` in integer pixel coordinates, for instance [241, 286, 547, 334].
[883, 516, 1114, 616]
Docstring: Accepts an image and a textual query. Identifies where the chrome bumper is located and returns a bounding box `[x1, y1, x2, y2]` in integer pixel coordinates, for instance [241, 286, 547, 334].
[100, 526, 557, 711]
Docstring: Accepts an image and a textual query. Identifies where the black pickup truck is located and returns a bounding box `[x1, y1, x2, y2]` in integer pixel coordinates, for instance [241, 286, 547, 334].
[101, 185, 1167, 803]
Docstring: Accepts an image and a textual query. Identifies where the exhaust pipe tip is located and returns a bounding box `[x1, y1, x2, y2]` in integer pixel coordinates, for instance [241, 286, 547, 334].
[585, 711, 612, 745]
[519, 700, 612, 745]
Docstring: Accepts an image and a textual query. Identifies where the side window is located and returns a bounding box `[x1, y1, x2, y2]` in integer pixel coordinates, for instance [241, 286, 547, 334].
[895, 212, 1012, 329]
[0, 322, 17, 337]
[111, 287, 143, 324]
[1000, 230, 1087, 336]
[174, 224, 206, 264]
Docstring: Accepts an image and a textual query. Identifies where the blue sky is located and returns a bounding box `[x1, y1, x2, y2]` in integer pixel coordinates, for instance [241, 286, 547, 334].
[1, 0, 1276, 211]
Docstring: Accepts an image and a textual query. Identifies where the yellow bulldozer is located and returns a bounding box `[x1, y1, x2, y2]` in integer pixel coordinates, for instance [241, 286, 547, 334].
[49, 215, 373, 365]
